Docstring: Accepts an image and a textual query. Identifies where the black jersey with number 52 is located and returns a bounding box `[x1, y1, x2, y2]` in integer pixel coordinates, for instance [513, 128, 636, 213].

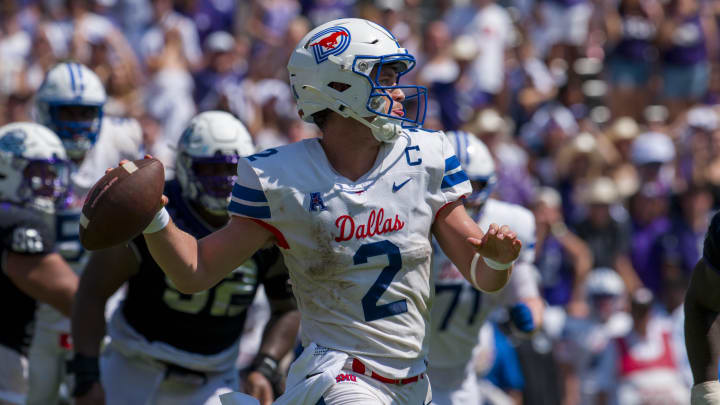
[121, 180, 291, 355]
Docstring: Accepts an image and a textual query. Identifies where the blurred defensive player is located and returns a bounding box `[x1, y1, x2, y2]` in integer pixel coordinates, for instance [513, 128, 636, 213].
[71, 111, 299, 405]
[428, 131, 543, 405]
[0, 122, 77, 405]
[28, 62, 143, 405]
[119, 18, 522, 405]
[684, 210, 720, 404]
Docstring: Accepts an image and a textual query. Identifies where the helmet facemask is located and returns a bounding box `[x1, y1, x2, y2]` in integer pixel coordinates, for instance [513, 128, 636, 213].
[17, 157, 71, 213]
[354, 56, 427, 131]
[178, 152, 240, 216]
[47, 103, 103, 160]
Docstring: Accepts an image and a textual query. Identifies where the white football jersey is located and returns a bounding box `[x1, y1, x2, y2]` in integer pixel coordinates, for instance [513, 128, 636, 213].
[428, 198, 539, 372]
[230, 129, 470, 378]
[72, 116, 144, 195]
[36, 116, 143, 332]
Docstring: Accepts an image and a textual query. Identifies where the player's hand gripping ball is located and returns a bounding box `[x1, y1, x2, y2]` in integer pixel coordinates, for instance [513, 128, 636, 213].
[79, 157, 165, 250]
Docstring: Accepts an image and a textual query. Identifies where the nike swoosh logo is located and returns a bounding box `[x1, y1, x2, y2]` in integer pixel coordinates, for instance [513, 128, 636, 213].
[392, 178, 412, 192]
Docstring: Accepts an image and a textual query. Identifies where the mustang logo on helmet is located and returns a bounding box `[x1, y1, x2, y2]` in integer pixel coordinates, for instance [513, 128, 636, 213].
[307, 27, 351, 64]
[309, 31, 348, 49]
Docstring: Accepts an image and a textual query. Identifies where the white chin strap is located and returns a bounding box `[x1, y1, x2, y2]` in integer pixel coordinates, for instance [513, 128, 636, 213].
[366, 116, 401, 143]
[301, 85, 402, 143]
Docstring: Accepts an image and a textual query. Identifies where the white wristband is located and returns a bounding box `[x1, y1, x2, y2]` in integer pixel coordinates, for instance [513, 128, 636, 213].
[692, 381, 720, 405]
[482, 256, 513, 271]
[143, 207, 170, 234]
[470, 253, 482, 291]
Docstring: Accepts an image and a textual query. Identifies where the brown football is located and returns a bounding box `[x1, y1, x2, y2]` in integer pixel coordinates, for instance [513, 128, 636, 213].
[79, 158, 165, 250]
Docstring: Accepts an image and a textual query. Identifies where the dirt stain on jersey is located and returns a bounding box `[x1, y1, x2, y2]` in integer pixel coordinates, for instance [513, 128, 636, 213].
[402, 243, 433, 270]
[306, 220, 343, 279]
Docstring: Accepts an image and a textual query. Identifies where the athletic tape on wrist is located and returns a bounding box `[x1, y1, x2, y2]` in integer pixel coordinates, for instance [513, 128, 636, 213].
[143, 207, 170, 234]
[482, 256, 513, 271]
[249, 354, 282, 397]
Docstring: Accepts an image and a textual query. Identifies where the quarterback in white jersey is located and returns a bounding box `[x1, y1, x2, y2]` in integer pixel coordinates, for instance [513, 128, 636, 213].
[134, 18, 521, 405]
[428, 131, 543, 405]
[28, 62, 143, 404]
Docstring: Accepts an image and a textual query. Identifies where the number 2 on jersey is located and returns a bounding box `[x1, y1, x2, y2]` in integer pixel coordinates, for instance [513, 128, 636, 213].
[355, 240, 408, 322]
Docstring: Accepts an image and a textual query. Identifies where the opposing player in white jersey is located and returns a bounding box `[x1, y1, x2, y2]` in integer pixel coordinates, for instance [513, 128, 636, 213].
[28, 62, 143, 404]
[0, 122, 77, 405]
[428, 131, 544, 405]
[122, 18, 521, 405]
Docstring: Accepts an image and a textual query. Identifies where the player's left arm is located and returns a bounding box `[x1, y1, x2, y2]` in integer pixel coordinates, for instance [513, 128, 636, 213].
[245, 251, 300, 404]
[432, 200, 522, 292]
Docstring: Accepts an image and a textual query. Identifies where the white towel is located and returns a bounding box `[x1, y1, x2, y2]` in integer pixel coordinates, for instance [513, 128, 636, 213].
[273, 343, 348, 405]
[219, 392, 261, 405]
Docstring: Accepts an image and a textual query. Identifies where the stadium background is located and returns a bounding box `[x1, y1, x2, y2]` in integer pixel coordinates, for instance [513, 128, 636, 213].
[2, 0, 717, 403]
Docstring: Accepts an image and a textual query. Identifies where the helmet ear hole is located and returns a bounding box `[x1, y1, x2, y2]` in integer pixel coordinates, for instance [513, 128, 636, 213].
[328, 82, 351, 92]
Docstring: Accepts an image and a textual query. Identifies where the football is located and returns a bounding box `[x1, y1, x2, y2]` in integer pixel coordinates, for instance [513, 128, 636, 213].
[79, 158, 165, 250]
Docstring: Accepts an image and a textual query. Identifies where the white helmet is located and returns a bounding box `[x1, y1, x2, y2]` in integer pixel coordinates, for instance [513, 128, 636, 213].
[446, 131, 497, 206]
[34, 62, 107, 160]
[0, 122, 70, 213]
[288, 18, 427, 143]
[586, 267, 625, 297]
[176, 111, 255, 216]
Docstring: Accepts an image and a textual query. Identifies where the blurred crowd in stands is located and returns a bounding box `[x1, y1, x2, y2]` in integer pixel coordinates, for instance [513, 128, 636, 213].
[3, 0, 719, 403]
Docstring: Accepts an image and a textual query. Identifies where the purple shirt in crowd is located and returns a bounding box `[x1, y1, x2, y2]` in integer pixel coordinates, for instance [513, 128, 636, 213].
[663, 14, 707, 65]
[631, 217, 672, 295]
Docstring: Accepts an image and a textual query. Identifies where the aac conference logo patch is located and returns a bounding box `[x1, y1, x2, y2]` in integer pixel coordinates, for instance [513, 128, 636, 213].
[308, 26, 351, 64]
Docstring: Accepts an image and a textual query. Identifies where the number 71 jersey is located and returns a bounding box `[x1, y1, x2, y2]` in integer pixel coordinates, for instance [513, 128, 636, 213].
[230, 129, 471, 378]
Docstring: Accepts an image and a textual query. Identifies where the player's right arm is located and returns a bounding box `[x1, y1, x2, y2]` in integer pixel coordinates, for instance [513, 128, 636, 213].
[685, 211, 720, 404]
[685, 259, 720, 402]
[71, 243, 140, 404]
[144, 213, 273, 294]
[111, 155, 275, 294]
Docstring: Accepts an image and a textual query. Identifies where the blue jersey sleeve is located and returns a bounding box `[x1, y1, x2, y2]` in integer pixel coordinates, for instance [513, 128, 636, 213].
[228, 158, 271, 220]
[426, 131, 472, 217]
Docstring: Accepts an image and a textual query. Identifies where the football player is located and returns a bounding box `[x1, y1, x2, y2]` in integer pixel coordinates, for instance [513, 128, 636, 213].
[28, 62, 144, 405]
[428, 131, 544, 405]
[685, 211, 720, 404]
[70, 111, 299, 405]
[118, 18, 521, 405]
[0, 122, 77, 405]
